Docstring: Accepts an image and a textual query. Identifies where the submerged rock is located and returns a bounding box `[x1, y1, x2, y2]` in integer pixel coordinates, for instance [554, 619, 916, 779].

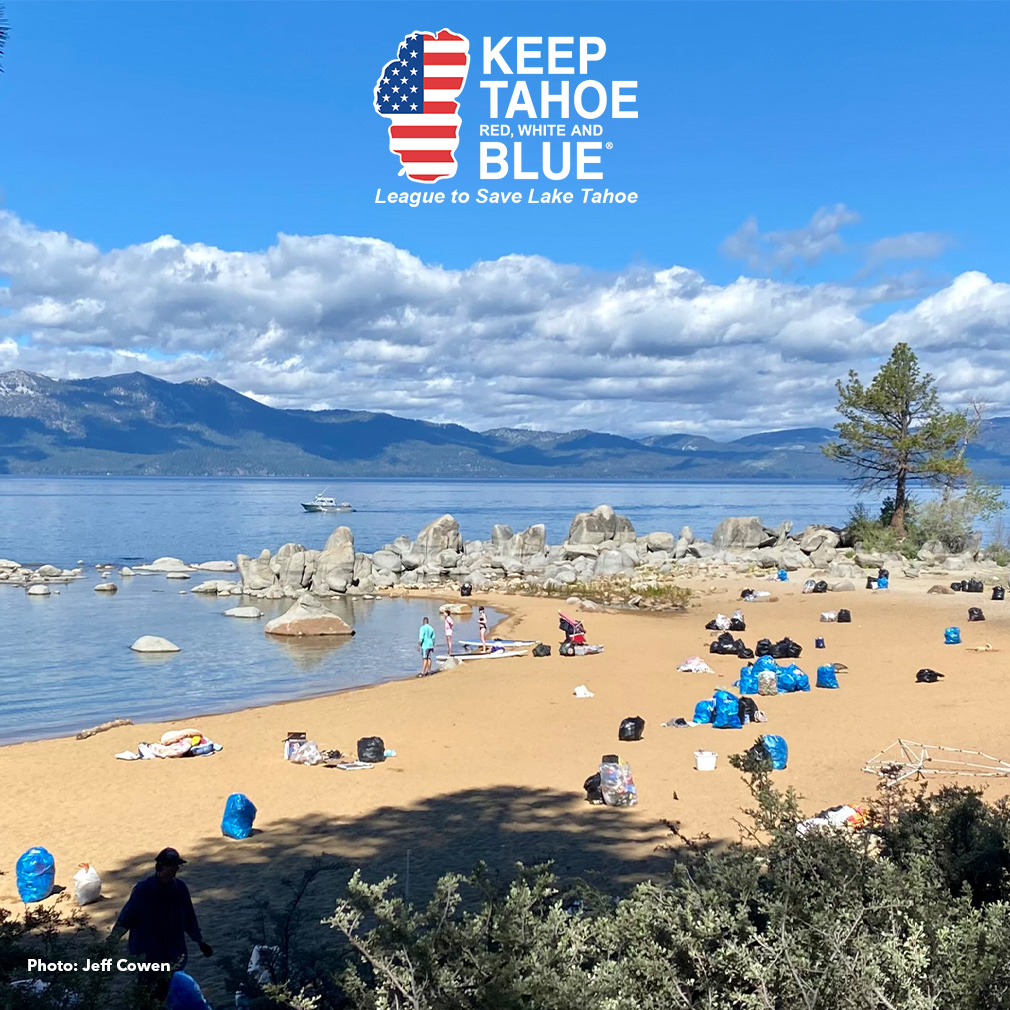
[130, 635, 180, 653]
[224, 606, 264, 618]
[264, 593, 354, 636]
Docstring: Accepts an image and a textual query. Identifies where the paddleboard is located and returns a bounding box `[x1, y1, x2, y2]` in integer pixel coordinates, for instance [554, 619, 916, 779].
[437, 649, 528, 662]
[457, 638, 539, 650]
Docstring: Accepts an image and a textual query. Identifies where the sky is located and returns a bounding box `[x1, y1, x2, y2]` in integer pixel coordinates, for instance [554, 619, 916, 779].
[1, 1, 1009, 438]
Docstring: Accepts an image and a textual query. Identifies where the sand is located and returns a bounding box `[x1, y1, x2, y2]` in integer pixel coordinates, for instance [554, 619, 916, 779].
[2, 578, 1008, 999]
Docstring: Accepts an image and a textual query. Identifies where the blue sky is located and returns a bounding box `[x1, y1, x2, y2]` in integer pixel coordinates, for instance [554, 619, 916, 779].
[1, 2, 1009, 436]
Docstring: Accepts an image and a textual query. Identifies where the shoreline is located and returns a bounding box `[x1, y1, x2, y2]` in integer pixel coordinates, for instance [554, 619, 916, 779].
[6, 579, 1010, 1003]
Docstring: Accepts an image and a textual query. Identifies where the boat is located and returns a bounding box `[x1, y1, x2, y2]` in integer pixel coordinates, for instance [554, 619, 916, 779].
[458, 638, 539, 651]
[301, 493, 354, 513]
[437, 648, 529, 662]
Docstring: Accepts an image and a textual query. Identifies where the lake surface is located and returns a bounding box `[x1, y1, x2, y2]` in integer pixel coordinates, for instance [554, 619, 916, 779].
[0, 476, 997, 745]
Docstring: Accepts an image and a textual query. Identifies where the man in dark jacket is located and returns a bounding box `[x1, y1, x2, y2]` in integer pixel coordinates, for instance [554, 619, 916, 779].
[112, 847, 213, 1001]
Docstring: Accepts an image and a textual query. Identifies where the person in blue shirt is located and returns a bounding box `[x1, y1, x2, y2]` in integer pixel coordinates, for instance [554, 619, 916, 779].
[418, 616, 436, 676]
[111, 847, 212, 1002]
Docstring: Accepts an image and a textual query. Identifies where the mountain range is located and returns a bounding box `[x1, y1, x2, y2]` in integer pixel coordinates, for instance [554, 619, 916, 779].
[2, 369, 1009, 480]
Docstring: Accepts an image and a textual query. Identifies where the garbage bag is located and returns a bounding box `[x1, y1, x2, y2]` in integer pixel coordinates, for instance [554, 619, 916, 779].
[944, 626, 961, 645]
[73, 863, 102, 906]
[777, 569, 788, 581]
[583, 772, 603, 803]
[916, 668, 944, 683]
[877, 576, 889, 589]
[712, 689, 742, 730]
[738, 664, 759, 695]
[837, 609, 852, 623]
[167, 971, 213, 1010]
[693, 698, 716, 724]
[532, 643, 551, 657]
[968, 607, 985, 622]
[757, 666, 778, 697]
[755, 638, 774, 657]
[738, 696, 760, 724]
[16, 847, 56, 903]
[357, 736, 386, 763]
[752, 655, 777, 674]
[599, 761, 637, 807]
[618, 716, 645, 742]
[221, 793, 257, 840]
[992, 586, 1005, 601]
[761, 734, 789, 770]
[816, 664, 839, 689]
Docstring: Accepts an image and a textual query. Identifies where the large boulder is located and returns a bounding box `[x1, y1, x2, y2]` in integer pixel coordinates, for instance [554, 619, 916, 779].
[191, 580, 232, 594]
[271, 543, 311, 592]
[490, 524, 514, 551]
[412, 515, 462, 560]
[809, 545, 838, 568]
[143, 557, 191, 572]
[595, 550, 634, 578]
[917, 539, 948, 563]
[568, 505, 636, 546]
[310, 527, 356, 595]
[264, 594, 355, 636]
[502, 524, 547, 560]
[195, 560, 237, 572]
[238, 550, 275, 591]
[372, 550, 404, 573]
[224, 606, 264, 618]
[799, 527, 841, 554]
[711, 517, 766, 550]
[130, 635, 180, 652]
[643, 531, 675, 553]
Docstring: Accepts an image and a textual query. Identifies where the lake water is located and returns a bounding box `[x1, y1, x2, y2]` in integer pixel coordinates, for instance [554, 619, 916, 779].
[0, 476, 995, 745]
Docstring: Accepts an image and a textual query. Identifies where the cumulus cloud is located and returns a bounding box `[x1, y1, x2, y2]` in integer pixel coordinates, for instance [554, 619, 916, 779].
[1, 209, 1009, 437]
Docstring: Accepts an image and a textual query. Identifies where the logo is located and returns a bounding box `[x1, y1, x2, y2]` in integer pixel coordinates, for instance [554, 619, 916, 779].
[373, 29, 471, 183]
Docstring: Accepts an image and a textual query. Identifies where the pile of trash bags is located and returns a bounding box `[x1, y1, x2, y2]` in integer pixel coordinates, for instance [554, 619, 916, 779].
[704, 610, 746, 632]
[692, 690, 766, 729]
[709, 632, 754, 659]
[755, 636, 802, 659]
[736, 656, 811, 696]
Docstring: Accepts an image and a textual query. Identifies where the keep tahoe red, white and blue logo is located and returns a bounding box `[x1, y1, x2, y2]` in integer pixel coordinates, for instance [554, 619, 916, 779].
[373, 29, 471, 183]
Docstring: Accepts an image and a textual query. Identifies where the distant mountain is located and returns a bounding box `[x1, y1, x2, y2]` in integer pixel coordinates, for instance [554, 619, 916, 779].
[2, 370, 1009, 480]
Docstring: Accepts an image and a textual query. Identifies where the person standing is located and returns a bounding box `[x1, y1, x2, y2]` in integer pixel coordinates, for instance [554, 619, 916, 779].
[418, 616, 435, 676]
[478, 606, 488, 652]
[444, 611, 454, 656]
[111, 847, 213, 1003]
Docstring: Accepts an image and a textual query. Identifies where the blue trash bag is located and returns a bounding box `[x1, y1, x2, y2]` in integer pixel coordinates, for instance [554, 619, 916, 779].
[16, 847, 56, 903]
[737, 664, 759, 695]
[712, 689, 742, 729]
[877, 575, 889, 589]
[167, 971, 213, 1010]
[777, 568, 789, 582]
[944, 626, 961, 645]
[816, 663, 839, 689]
[775, 665, 797, 693]
[692, 698, 716, 724]
[792, 667, 811, 692]
[752, 655, 778, 674]
[761, 734, 789, 770]
[221, 793, 257, 840]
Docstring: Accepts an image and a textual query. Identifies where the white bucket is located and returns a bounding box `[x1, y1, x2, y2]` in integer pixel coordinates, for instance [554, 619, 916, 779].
[694, 750, 718, 772]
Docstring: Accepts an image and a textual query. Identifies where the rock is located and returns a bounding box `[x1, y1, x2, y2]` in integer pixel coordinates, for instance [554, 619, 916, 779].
[144, 557, 191, 572]
[272, 543, 311, 592]
[829, 580, 856, 592]
[688, 542, 717, 560]
[854, 551, 884, 568]
[927, 584, 954, 594]
[166, 572, 191, 580]
[917, 539, 948, 562]
[771, 520, 793, 546]
[439, 602, 473, 615]
[372, 550, 404, 573]
[0, 559, 20, 570]
[594, 550, 633, 578]
[26, 585, 51, 596]
[674, 537, 690, 560]
[965, 531, 983, 558]
[799, 527, 841, 554]
[554, 565, 578, 584]
[711, 517, 766, 550]
[568, 504, 636, 545]
[373, 569, 398, 588]
[643, 531, 675, 553]
[490, 524, 514, 550]
[828, 563, 863, 579]
[120, 567, 135, 576]
[310, 527, 356, 595]
[264, 594, 355, 636]
[130, 636, 180, 652]
[191, 579, 232, 594]
[94, 583, 118, 593]
[195, 560, 238, 572]
[502, 524, 547, 560]
[772, 544, 808, 571]
[412, 514, 462, 559]
[37, 564, 61, 578]
[224, 606, 264, 618]
[238, 550, 275, 591]
[388, 535, 413, 556]
[563, 543, 600, 560]
[809, 545, 838, 568]
[679, 526, 694, 543]
[943, 557, 967, 571]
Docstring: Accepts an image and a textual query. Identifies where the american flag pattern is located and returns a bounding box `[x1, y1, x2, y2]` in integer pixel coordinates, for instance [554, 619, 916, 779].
[373, 29, 470, 183]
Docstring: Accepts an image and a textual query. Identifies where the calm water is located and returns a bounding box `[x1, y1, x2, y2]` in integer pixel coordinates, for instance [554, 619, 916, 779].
[0, 476, 990, 745]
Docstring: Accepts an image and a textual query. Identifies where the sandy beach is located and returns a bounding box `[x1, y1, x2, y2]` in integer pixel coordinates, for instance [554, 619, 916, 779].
[3, 578, 1009, 999]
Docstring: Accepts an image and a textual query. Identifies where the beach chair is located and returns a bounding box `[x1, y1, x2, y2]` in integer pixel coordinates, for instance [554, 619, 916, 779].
[558, 611, 587, 645]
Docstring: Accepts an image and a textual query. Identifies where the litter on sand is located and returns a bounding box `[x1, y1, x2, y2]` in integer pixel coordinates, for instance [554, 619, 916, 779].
[678, 657, 715, 673]
[115, 728, 222, 760]
[863, 739, 1010, 786]
[573, 684, 595, 698]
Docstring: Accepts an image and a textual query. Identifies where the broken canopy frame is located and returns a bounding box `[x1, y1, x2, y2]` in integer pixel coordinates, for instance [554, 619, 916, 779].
[863, 739, 1010, 786]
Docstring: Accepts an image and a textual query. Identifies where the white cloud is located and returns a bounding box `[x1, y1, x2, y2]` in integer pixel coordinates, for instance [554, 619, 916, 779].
[1, 209, 1009, 437]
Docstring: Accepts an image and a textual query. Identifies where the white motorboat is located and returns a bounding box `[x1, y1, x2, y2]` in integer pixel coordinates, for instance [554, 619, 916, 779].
[301, 493, 354, 513]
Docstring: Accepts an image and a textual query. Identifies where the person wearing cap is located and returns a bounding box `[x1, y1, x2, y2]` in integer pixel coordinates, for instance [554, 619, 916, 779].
[111, 847, 213, 1001]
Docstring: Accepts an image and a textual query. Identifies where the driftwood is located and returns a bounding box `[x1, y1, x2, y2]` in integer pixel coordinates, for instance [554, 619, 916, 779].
[76, 717, 133, 740]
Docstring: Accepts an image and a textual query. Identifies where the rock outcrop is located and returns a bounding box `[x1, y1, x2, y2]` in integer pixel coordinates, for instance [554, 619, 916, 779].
[264, 594, 355, 636]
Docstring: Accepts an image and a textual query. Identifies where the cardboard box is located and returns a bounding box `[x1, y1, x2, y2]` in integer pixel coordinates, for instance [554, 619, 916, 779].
[284, 732, 307, 761]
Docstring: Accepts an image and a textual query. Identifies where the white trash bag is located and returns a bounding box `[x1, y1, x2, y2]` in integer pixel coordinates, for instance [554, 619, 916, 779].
[74, 863, 102, 906]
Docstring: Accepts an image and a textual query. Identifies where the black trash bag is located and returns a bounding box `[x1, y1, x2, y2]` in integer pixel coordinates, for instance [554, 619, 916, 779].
[559, 641, 575, 657]
[865, 577, 878, 590]
[704, 618, 720, 630]
[960, 580, 970, 592]
[837, 609, 852, 623]
[584, 772, 604, 803]
[736, 645, 755, 660]
[951, 581, 963, 591]
[968, 607, 985, 622]
[777, 637, 802, 659]
[729, 616, 746, 632]
[814, 580, 829, 593]
[618, 716, 645, 742]
[915, 668, 945, 683]
[743, 739, 773, 772]
[602, 753, 619, 765]
[357, 737, 386, 763]
[740, 587, 755, 599]
[878, 568, 890, 580]
[755, 638, 774, 657]
[460, 583, 473, 598]
[738, 696, 760, 724]
[710, 632, 738, 655]
[967, 579, 984, 593]
[993, 586, 1006, 601]
[532, 643, 552, 657]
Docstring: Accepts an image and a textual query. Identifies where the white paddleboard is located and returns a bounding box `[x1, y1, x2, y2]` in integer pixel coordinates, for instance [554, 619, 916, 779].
[437, 649, 528, 662]
[457, 638, 539, 650]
